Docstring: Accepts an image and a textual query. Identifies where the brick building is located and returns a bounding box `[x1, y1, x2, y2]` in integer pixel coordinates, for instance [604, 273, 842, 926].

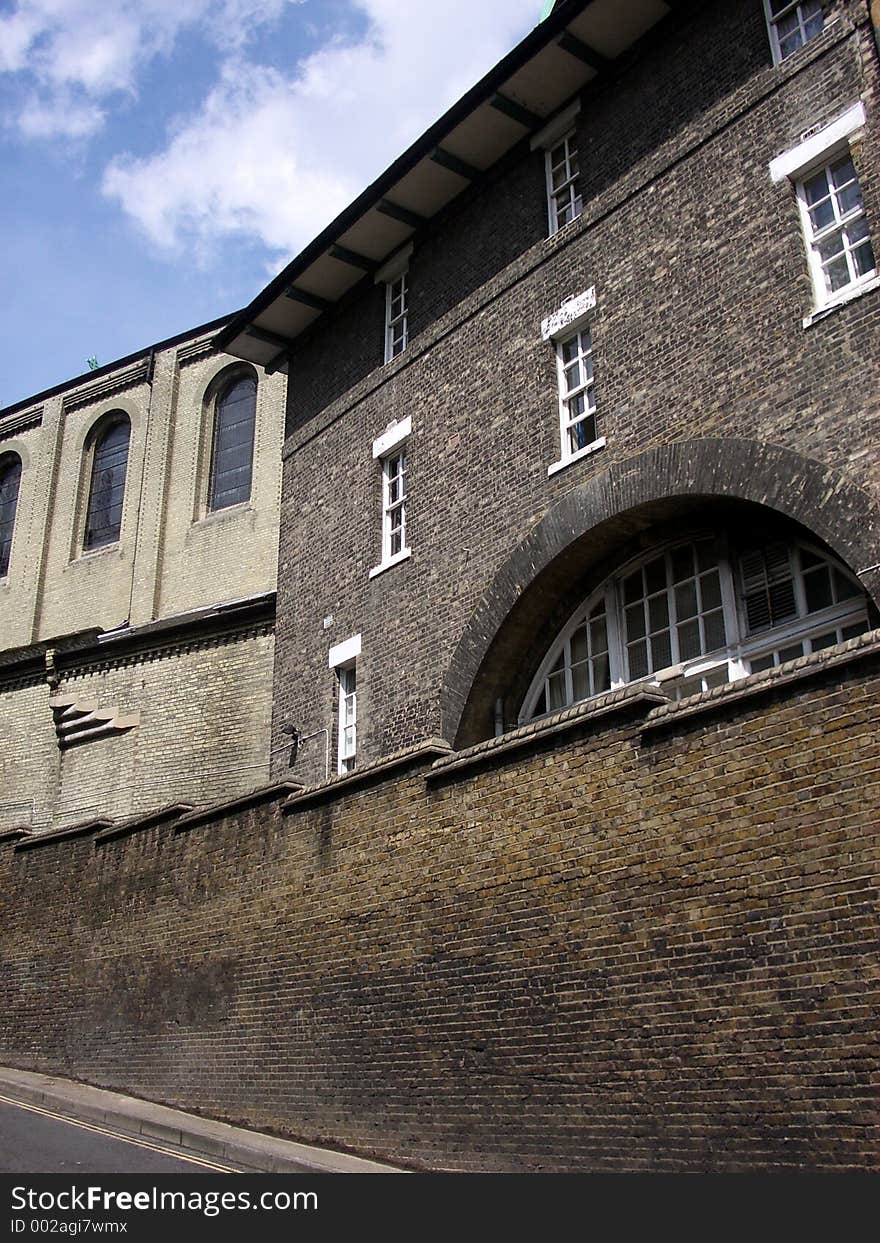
[0, 319, 285, 830]
[218, 0, 880, 785]
[1, 0, 879, 1172]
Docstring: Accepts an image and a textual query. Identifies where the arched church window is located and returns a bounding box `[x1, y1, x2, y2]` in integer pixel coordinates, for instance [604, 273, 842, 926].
[521, 534, 870, 721]
[0, 453, 22, 576]
[84, 415, 130, 550]
[208, 373, 256, 511]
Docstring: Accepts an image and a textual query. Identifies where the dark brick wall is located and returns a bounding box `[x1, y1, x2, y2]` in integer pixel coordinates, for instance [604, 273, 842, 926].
[274, 0, 880, 774]
[1, 649, 878, 1171]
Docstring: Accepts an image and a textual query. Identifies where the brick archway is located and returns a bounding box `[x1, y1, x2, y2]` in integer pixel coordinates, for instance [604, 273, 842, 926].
[443, 438, 880, 748]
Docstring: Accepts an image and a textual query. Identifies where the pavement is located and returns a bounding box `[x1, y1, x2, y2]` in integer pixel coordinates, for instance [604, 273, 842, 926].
[0, 1066, 401, 1174]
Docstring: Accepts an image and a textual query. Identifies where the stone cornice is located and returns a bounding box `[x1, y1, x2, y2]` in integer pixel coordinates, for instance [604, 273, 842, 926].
[0, 407, 42, 441]
[61, 362, 150, 412]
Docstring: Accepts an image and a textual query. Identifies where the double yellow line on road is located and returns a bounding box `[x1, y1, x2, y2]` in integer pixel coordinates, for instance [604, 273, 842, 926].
[0, 1092, 238, 1173]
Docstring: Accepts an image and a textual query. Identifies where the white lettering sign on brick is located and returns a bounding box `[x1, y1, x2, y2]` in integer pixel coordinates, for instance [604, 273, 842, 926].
[541, 287, 596, 341]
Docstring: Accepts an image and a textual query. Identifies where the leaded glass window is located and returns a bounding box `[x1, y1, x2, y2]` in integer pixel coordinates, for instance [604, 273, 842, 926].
[0, 454, 22, 576]
[84, 417, 130, 550]
[209, 374, 256, 511]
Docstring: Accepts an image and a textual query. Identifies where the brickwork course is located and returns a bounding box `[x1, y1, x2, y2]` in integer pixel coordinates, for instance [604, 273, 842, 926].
[0, 0, 878, 1173]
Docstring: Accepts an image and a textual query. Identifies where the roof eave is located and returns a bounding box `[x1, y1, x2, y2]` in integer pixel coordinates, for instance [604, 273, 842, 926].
[212, 0, 605, 357]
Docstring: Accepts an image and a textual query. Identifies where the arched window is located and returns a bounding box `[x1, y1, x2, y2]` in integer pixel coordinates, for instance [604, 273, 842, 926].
[208, 373, 256, 511]
[84, 415, 130, 550]
[522, 534, 870, 720]
[0, 453, 22, 577]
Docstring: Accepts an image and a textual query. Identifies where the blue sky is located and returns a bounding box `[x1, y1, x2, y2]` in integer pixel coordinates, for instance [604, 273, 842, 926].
[0, 0, 539, 409]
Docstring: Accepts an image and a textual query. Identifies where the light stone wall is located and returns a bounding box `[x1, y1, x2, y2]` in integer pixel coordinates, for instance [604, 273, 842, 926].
[155, 351, 284, 619]
[0, 676, 58, 834]
[0, 325, 285, 830]
[51, 627, 276, 831]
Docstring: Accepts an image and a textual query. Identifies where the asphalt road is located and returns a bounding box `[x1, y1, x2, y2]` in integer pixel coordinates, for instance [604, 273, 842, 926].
[0, 1097, 234, 1174]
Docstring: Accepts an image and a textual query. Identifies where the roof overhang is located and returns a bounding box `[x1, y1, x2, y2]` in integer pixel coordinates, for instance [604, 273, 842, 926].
[215, 0, 683, 372]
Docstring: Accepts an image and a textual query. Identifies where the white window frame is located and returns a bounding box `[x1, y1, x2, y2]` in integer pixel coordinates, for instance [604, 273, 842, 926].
[543, 297, 605, 476]
[544, 130, 583, 237]
[532, 100, 584, 239]
[554, 327, 601, 465]
[369, 417, 412, 579]
[328, 634, 361, 776]
[768, 103, 879, 323]
[541, 132, 584, 236]
[795, 153, 877, 314]
[381, 446, 407, 558]
[384, 270, 408, 363]
[376, 243, 413, 365]
[336, 661, 357, 774]
[763, 0, 825, 65]
[519, 535, 869, 723]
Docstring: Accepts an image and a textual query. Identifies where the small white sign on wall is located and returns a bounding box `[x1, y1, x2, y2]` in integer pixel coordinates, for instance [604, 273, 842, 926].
[541, 286, 596, 341]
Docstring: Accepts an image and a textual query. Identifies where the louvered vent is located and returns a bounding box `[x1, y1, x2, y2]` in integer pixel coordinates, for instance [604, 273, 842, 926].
[739, 544, 797, 633]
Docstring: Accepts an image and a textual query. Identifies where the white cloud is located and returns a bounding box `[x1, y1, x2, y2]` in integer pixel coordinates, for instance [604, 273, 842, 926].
[102, 0, 539, 263]
[0, 1, 298, 121]
[106, 59, 338, 262]
[16, 91, 105, 139]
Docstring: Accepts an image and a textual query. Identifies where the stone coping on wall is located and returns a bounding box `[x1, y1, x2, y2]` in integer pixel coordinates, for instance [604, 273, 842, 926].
[0, 628, 102, 676]
[641, 628, 880, 733]
[14, 817, 114, 852]
[176, 336, 216, 367]
[174, 783, 303, 834]
[428, 685, 670, 783]
[94, 803, 196, 846]
[282, 739, 454, 813]
[0, 406, 42, 441]
[93, 592, 276, 658]
[61, 360, 150, 413]
[0, 598, 275, 688]
[0, 827, 32, 844]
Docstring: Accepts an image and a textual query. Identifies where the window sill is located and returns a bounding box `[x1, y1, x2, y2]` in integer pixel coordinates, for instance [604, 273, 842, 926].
[642, 626, 880, 733]
[802, 274, 880, 328]
[72, 541, 121, 565]
[547, 436, 606, 477]
[193, 501, 252, 527]
[369, 547, 412, 579]
[546, 211, 584, 243]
